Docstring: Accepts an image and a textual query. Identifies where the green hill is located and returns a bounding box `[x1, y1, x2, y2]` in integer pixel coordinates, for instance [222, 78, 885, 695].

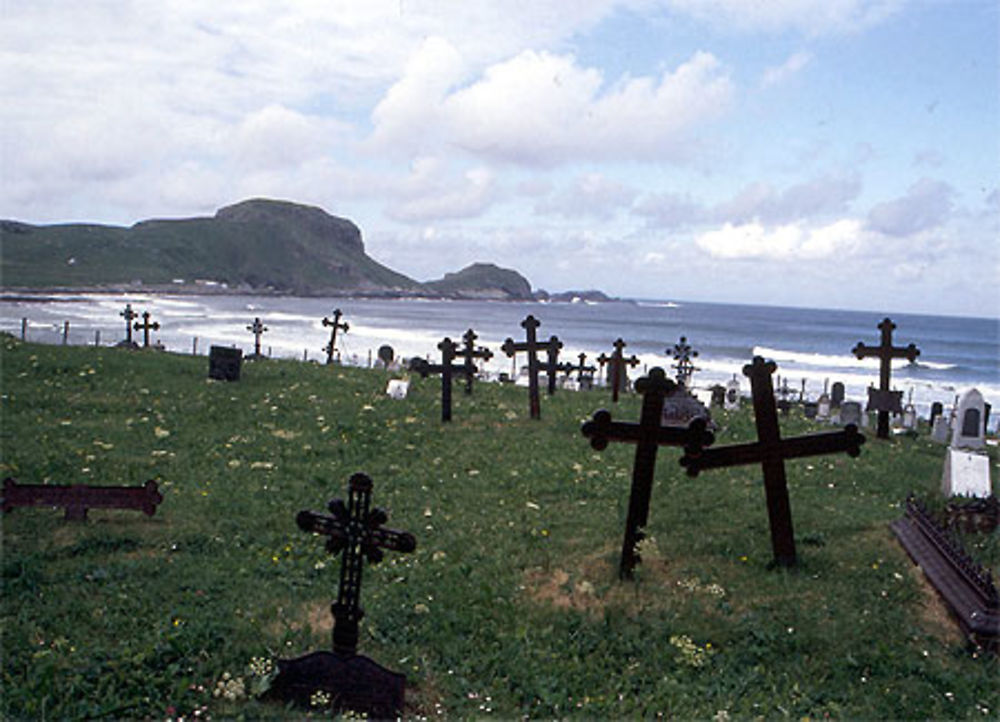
[424, 262, 534, 300]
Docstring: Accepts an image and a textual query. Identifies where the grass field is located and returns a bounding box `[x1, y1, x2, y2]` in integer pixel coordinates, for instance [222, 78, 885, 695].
[1, 336, 997, 720]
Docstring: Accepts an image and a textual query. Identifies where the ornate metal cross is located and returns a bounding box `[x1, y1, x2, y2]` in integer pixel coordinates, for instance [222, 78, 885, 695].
[322, 309, 350, 365]
[568, 352, 597, 384]
[296, 473, 416, 657]
[411, 338, 471, 422]
[680, 357, 866, 567]
[247, 317, 268, 357]
[501, 315, 561, 419]
[582, 367, 716, 579]
[852, 317, 919, 439]
[120, 303, 138, 346]
[598, 338, 640, 403]
[459, 329, 493, 395]
[133, 311, 160, 348]
[669, 336, 700, 387]
[536, 335, 571, 395]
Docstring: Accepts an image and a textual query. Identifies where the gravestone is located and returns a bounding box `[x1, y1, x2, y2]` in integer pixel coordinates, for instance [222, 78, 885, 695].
[931, 414, 951, 444]
[376, 345, 395, 369]
[208, 346, 242, 381]
[839, 401, 862, 428]
[950, 389, 987, 450]
[459, 329, 492, 395]
[724, 375, 741, 411]
[501, 315, 561, 420]
[816, 392, 831, 421]
[581, 368, 715, 579]
[710, 385, 726, 408]
[680, 357, 865, 567]
[775, 377, 794, 416]
[247, 317, 268, 360]
[323, 310, 349, 365]
[269, 473, 416, 717]
[597, 339, 640, 403]
[133, 311, 160, 348]
[2, 478, 163, 521]
[941, 394, 991, 498]
[830, 382, 845, 409]
[117, 303, 139, 348]
[803, 401, 818, 419]
[901, 389, 917, 431]
[852, 317, 920, 439]
[385, 379, 409, 400]
[411, 338, 469, 422]
[929, 401, 944, 427]
[669, 336, 700, 387]
[661, 386, 712, 429]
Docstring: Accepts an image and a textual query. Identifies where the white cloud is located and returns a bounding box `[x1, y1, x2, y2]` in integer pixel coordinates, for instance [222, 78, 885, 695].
[663, 0, 906, 35]
[761, 51, 812, 88]
[534, 173, 637, 219]
[712, 174, 861, 224]
[866, 178, 954, 236]
[695, 219, 863, 260]
[385, 157, 498, 222]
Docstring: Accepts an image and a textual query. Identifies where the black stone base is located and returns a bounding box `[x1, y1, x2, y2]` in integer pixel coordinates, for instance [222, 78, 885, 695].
[267, 651, 405, 718]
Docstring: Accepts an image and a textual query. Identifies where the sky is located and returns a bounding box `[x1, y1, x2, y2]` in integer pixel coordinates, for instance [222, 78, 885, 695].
[2, 1, 998, 318]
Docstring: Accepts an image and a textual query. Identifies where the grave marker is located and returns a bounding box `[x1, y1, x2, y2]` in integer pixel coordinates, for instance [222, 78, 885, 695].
[942, 389, 992, 499]
[581, 368, 715, 579]
[597, 339, 639, 403]
[459, 329, 493, 395]
[133, 311, 160, 348]
[669, 336, 700, 387]
[831, 382, 845, 409]
[537, 336, 571, 395]
[930, 401, 944, 427]
[852, 317, 920, 439]
[680, 357, 866, 567]
[816, 380, 831, 421]
[501, 315, 561, 420]
[208, 346, 242, 381]
[840, 401, 863, 428]
[323, 310, 350, 365]
[725, 375, 741, 411]
[247, 317, 268, 359]
[2, 477, 162, 521]
[411, 338, 469, 422]
[118, 303, 139, 348]
[269, 473, 416, 716]
[567, 353, 597, 389]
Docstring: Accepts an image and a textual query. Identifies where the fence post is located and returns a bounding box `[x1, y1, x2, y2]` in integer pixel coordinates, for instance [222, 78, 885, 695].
[94, 330, 101, 346]
[192, 337, 198, 355]
[21, 318, 27, 341]
[62, 321, 70, 345]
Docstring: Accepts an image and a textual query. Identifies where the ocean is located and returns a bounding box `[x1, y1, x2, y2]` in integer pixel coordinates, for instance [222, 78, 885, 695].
[2, 292, 997, 428]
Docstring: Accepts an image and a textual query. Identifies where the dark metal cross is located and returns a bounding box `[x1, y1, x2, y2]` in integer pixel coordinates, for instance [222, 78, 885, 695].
[411, 338, 470, 422]
[459, 329, 493, 395]
[323, 309, 350, 365]
[501, 315, 561, 419]
[598, 338, 640, 403]
[536, 335, 571, 395]
[568, 352, 597, 384]
[680, 356, 866, 567]
[296, 473, 416, 657]
[133, 311, 160, 348]
[120, 303, 138, 345]
[852, 317, 920, 440]
[247, 317, 268, 357]
[582, 367, 716, 579]
[669, 336, 700, 387]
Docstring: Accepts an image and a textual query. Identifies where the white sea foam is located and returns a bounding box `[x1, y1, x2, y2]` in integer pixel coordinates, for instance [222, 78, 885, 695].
[752, 345, 955, 371]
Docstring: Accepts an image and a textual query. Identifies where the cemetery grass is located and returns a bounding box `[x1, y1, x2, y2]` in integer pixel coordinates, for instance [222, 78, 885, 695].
[1, 337, 997, 721]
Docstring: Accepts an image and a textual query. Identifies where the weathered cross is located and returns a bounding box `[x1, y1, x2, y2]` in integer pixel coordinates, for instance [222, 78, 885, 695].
[597, 338, 640, 403]
[501, 315, 561, 419]
[581, 367, 716, 579]
[322, 309, 350, 365]
[459, 329, 493, 395]
[247, 317, 268, 357]
[2, 477, 163, 521]
[120, 303, 138, 346]
[852, 317, 920, 439]
[680, 356, 866, 567]
[669, 336, 700, 387]
[411, 338, 471, 422]
[568, 352, 597, 385]
[536, 335, 572, 395]
[133, 311, 160, 348]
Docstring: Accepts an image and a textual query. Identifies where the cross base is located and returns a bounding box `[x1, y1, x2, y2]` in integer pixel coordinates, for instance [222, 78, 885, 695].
[268, 651, 405, 717]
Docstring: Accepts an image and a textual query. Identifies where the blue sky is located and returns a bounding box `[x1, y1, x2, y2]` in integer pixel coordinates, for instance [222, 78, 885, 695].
[2, 1, 997, 317]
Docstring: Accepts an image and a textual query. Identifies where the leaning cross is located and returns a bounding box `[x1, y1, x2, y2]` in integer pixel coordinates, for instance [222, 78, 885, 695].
[501, 315, 560, 419]
[680, 356, 866, 567]
[669, 336, 700, 387]
[459, 329, 493, 395]
[247, 317, 268, 357]
[412, 338, 470, 422]
[582, 367, 715, 579]
[322, 310, 350, 365]
[597, 338, 640, 403]
[852, 317, 919, 439]
[120, 303, 138, 345]
[133, 311, 160, 348]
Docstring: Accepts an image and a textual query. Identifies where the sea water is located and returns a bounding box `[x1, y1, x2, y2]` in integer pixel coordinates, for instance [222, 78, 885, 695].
[2, 292, 997, 428]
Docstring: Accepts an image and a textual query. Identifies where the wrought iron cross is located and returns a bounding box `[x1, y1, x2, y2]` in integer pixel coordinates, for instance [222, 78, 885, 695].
[680, 357, 866, 567]
[322, 310, 350, 365]
[247, 317, 268, 357]
[568, 352, 597, 384]
[501, 315, 560, 419]
[852, 317, 919, 440]
[296, 473, 416, 657]
[133, 311, 160, 348]
[459, 329, 493, 395]
[411, 338, 470, 422]
[597, 338, 640, 403]
[536, 335, 571, 395]
[582, 367, 716, 579]
[120, 303, 138, 345]
[669, 336, 700, 387]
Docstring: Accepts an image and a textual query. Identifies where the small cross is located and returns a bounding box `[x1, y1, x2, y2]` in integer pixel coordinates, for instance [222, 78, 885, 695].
[296, 473, 416, 657]
[411, 338, 471, 422]
[536, 335, 571, 395]
[567, 352, 596, 384]
[133, 311, 160, 348]
[582, 367, 716, 579]
[680, 357, 866, 567]
[120, 303, 138, 345]
[852, 317, 919, 439]
[669, 336, 700, 387]
[501, 315, 561, 419]
[322, 310, 350, 365]
[247, 317, 268, 357]
[459, 329, 493, 395]
[597, 338, 640, 403]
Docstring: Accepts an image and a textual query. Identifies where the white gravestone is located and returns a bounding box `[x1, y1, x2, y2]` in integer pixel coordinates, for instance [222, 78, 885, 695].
[942, 388, 992, 498]
[949, 389, 986, 450]
[724, 376, 741, 411]
[839, 401, 862, 427]
[931, 415, 951, 444]
[816, 392, 831, 421]
[386, 379, 409, 400]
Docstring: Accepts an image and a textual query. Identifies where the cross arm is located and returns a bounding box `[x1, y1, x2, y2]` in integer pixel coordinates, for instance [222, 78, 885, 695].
[581, 410, 715, 453]
[501, 338, 525, 356]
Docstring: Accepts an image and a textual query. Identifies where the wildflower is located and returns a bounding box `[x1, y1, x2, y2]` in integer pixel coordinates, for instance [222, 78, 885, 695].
[228, 459, 241, 468]
[213, 673, 246, 701]
[525, 501, 540, 510]
[154, 426, 171, 439]
[250, 461, 274, 470]
[432, 551, 447, 562]
[310, 689, 332, 708]
[414, 603, 430, 614]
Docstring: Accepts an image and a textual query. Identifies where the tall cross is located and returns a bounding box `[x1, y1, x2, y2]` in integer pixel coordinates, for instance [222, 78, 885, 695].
[322, 309, 350, 365]
[669, 336, 700, 387]
[582, 367, 716, 579]
[852, 317, 919, 439]
[501, 315, 561, 419]
[120, 303, 138, 345]
[536, 335, 571, 395]
[680, 357, 866, 567]
[247, 317, 268, 357]
[459, 329, 493, 395]
[295, 473, 416, 657]
[412, 338, 470, 422]
[597, 338, 640, 403]
[133, 311, 160, 348]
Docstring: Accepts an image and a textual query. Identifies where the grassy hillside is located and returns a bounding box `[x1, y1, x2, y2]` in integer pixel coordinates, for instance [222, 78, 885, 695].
[424, 263, 534, 300]
[1, 338, 997, 719]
